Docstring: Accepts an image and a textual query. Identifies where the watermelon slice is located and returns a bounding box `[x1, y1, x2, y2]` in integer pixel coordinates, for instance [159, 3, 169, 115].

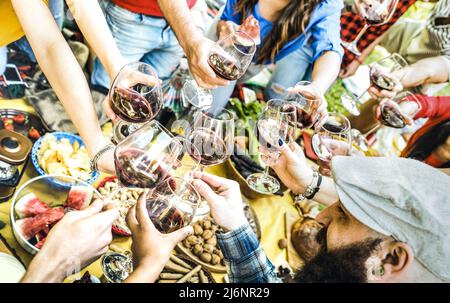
[14, 193, 50, 218]
[16, 207, 64, 240]
[65, 186, 93, 210]
[239, 15, 261, 45]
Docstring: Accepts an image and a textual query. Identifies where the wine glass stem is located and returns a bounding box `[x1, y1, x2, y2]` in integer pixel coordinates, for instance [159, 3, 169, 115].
[351, 24, 370, 49]
[200, 165, 206, 172]
[364, 123, 381, 137]
[262, 165, 270, 177]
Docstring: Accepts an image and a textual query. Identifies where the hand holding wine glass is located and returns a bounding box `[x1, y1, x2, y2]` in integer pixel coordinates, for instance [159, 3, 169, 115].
[376, 92, 421, 128]
[312, 113, 352, 176]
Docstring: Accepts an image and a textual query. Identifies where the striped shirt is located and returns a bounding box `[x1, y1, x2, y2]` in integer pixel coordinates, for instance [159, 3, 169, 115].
[426, 0, 450, 59]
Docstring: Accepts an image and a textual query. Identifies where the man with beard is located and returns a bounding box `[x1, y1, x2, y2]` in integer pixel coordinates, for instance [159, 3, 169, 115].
[190, 156, 450, 283]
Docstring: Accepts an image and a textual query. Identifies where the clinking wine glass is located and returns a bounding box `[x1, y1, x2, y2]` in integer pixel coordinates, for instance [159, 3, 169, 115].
[208, 30, 256, 81]
[341, 53, 408, 116]
[187, 106, 235, 172]
[377, 91, 421, 129]
[114, 120, 184, 190]
[285, 81, 323, 129]
[312, 113, 352, 176]
[145, 176, 200, 234]
[342, 0, 399, 56]
[246, 99, 297, 195]
[110, 62, 163, 143]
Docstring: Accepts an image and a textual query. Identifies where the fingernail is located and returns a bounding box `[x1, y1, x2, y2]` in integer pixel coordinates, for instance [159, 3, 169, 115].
[278, 138, 284, 146]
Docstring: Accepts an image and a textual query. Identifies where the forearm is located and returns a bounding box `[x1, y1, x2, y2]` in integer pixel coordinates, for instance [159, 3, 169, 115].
[21, 253, 67, 283]
[358, 35, 382, 62]
[396, 56, 450, 89]
[293, 168, 340, 207]
[66, 0, 125, 78]
[13, 0, 107, 156]
[157, 0, 203, 51]
[311, 51, 341, 93]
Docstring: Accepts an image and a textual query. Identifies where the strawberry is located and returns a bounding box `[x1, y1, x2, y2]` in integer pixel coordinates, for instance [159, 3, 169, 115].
[13, 114, 26, 125]
[28, 127, 41, 140]
[3, 118, 14, 132]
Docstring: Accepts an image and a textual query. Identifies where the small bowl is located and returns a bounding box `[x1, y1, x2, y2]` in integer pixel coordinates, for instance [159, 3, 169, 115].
[10, 174, 102, 255]
[31, 132, 100, 189]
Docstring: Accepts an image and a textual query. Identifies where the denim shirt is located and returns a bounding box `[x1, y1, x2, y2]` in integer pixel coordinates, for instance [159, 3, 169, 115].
[220, 0, 344, 64]
[216, 224, 282, 283]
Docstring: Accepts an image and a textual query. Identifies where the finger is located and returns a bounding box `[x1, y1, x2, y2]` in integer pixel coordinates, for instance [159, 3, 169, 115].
[192, 179, 221, 206]
[167, 226, 194, 245]
[94, 207, 120, 229]
[277, 139, 298, 162]
[76, 199, 104, 218]
[103, 96, 118, 121]
[136, 190, 152, 228]
[194, 171, 233, 188]
[198, 62, 229, 86]
[126, 205, 139, 233]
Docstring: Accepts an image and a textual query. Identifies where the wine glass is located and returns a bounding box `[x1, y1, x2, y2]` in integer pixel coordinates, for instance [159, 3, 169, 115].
[342, 0, 399, 56]
[377, 91, 421, 128]
[145, 176, 201, 234]
[181, 79, 213, 109]
[110, 62, 163, 143]
[285, 81, 323, 129]
[246, 99, 297, 195]
[114, 120, 184, 189]
[341, 53, 408, 116]
[312, 113, 352, 176]
[208, 31, 256, 81]
[186, 106, 235, 171]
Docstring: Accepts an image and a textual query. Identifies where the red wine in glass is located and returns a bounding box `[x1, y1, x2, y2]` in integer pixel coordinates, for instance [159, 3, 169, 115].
[114, 148, 168, 189]
[146, 197, 186, 234]
[379, 103, 406, 128]
[370, 71, 396, 91]
[188, 127, 228, 166]
[208, 53, 243, 81]
[111, 84, 161, 123]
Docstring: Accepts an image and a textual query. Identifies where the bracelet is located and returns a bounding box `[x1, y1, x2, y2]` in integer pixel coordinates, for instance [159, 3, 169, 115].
[294, 170, 322, 202]
[90, 143, 115, 172]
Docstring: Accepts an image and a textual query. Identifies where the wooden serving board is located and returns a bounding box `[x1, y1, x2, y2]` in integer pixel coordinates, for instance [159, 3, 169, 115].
[175, 243, 227, 273]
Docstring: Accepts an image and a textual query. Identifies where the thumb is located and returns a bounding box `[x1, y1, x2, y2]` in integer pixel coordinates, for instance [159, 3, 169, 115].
[192, 179, 220, 206]
[167, 226, 194, 245]
[76, 199, 104, 218]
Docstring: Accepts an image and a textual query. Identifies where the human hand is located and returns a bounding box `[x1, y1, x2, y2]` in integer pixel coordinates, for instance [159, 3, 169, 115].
[271, 140, 314, 194]
[125, 192, 193, 282]
[289, 83, 328, 126]
[217, 21, 239, 40]
[184, 36, 230, 89]
[22, 199, 119, 282]
[339, 59, 362, 78]
[375, 99, 415, 126]
[192, 172, 248, 232]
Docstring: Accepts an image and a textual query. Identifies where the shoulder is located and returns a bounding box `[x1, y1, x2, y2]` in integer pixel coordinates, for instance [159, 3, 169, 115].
[314, 0, 345, 15]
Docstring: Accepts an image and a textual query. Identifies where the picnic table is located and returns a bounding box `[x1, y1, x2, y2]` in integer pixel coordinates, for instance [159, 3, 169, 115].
[0, 98, 300, 282]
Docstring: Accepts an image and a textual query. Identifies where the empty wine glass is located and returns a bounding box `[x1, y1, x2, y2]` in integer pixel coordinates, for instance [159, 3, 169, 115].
[186, 106, 235, 171]
[181, 79, 213, 109]
[208, 31, 256, 81]
[110, 62, 163, 143]
[377, 91, 421, 128]
[285, 81, 323, 129]
[342, 0, 399, 56]
[312, 113, 352, 176]
[246, 99, 297, 195]
[145, 176, 200, 234]
[114, 120, 184, 189]
[341, 53, 408, 116]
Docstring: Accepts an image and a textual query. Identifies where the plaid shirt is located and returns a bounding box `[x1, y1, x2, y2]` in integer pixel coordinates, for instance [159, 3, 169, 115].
[216, 224, 281, 283]
[340, 0, 416, 68]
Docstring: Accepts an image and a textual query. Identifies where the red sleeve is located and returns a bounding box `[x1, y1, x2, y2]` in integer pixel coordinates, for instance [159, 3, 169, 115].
[411, 95, 450, 120]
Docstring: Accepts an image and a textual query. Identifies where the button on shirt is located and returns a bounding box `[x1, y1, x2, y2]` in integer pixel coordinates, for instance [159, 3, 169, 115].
[220, 0, 344, 64]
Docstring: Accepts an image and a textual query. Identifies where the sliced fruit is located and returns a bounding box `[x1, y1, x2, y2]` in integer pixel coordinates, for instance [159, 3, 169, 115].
[13, 114, 26, 124]
[28, 127, 41, 140]
[16, 207, 64, 240]
[15, 193, 50, 218]
[65, 186, 93, 210]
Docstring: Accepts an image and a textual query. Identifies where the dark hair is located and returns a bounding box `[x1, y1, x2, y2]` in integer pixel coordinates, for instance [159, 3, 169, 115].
[233, 0, 321, 64]
[407, 118, 450, 168]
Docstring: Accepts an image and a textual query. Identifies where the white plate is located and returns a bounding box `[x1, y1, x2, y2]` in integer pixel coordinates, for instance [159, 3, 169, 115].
[0, 252, 26, 283]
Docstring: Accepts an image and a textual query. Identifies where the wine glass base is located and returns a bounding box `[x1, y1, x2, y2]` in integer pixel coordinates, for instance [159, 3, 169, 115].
[341, 92, 361, 116]
[246, 173, 280, 195]
[341, 41, 362, 57]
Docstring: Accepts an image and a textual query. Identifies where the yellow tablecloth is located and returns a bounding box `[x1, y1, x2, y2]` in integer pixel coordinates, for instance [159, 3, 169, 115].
[0, 99, 299, 282]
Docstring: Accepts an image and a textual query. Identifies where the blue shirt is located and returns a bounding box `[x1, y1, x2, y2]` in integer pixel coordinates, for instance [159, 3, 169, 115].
[216, 224, 281, 283]
[220, 0, 344, 64]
